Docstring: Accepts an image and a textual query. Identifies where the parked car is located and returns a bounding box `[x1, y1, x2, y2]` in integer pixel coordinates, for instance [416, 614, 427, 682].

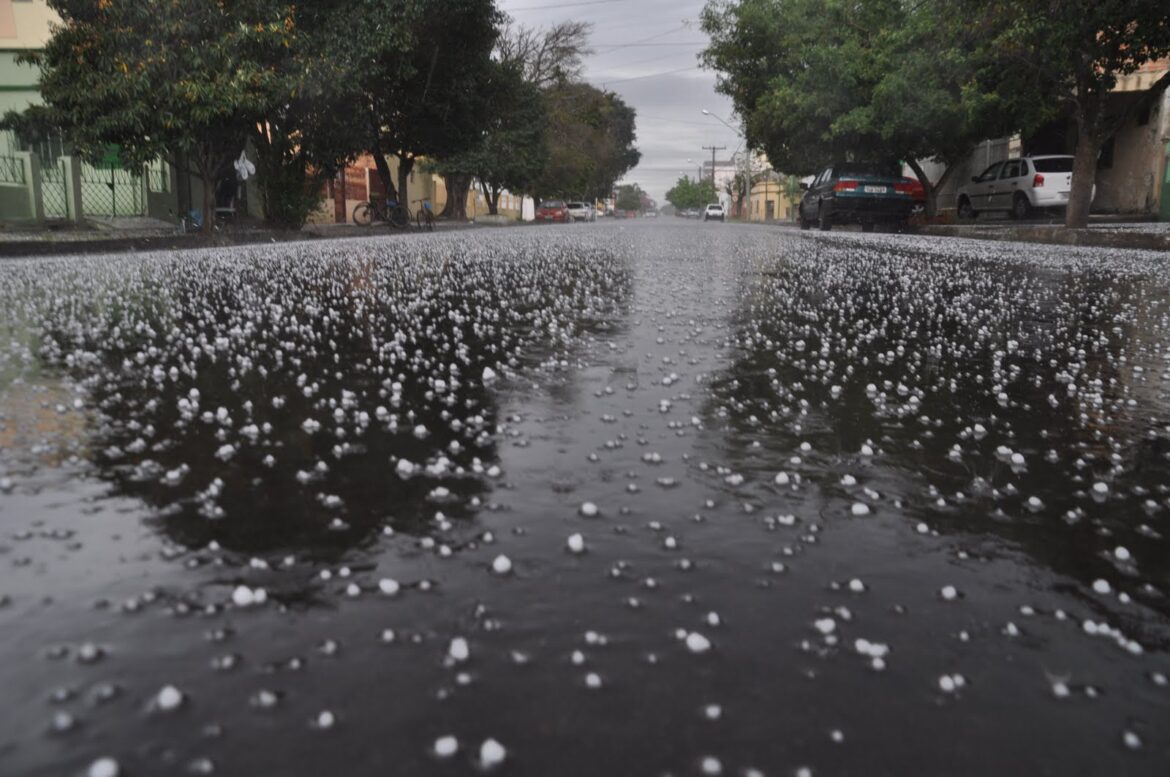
[799, 162, 915, 231]
[703, 203, 726, 222]
[900, 177, 927, 214]
[955, 155, 1092, 220]
[536, 200, 571, 223]
[680, 208, 700, 219]
[566, 201, 596, 222]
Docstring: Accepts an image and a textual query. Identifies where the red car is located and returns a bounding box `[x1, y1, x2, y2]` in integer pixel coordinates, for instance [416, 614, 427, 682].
[536, 200, 570, 223]
[900, 177, 926, 212]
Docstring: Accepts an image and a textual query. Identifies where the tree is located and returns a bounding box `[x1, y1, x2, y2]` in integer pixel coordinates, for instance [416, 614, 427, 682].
[327, 0, 501, 207]
[966, 1, 1170, 227]
[7, 0, 291, 231]
[700, 0, 1040, 217]
[615, 183, 643, 211]
[496, 18, 592, 88]
[432, 63, 548, 216]
[534, 83, 641, 201]
[666, 175, 717, 210]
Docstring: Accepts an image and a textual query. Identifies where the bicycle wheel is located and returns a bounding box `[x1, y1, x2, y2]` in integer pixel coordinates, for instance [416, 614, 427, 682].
[389, 205, 410, 229]
[416, 209, 435, 232]
[352, 202, 373, 226]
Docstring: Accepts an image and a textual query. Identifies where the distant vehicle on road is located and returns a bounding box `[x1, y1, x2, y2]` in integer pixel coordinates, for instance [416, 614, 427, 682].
[536, 200, 570, 223]
[703, 203, 725, 222]
[566, 202, 596, 222]
[679, 208, 700, 219]
[798, 162, 915, 231]
[956, 155, 1092, 220]
[643, 211, 659, 218]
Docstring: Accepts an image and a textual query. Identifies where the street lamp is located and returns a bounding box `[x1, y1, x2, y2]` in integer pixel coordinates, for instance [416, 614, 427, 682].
[701, 109, 749, 220]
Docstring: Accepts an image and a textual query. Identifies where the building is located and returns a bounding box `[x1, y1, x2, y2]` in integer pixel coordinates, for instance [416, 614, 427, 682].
[748, 169, 798, 222]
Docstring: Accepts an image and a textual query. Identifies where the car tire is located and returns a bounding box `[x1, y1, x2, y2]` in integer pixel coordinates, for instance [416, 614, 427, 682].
[800, 215, 811, 230]
[818, 205, 831, 231]
[957, 198, 976, 220]
[1011, 193, 1030, 220]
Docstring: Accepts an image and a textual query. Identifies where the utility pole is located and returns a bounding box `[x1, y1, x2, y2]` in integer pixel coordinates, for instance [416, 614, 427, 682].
[702, 145, 725, 189]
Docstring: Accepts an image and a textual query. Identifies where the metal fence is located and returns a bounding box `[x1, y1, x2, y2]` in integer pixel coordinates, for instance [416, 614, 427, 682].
[39, 157, 69, 219]
[80, 162, 144, 217]
[0, 155, 25, 185]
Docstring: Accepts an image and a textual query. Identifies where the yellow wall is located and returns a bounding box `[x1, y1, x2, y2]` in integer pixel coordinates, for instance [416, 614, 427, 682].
[749, 179, 796, 221]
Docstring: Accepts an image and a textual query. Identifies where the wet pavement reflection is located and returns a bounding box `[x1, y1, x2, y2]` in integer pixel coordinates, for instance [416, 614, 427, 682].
[0, 224, 1168, 776]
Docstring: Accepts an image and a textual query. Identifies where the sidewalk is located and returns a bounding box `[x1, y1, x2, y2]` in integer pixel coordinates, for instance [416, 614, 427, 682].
[0, 217, 482, 258]
[916, 220, 1170, 251]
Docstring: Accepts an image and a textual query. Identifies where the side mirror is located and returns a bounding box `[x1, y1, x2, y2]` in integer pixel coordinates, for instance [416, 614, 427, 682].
[799, 182, 809, 191]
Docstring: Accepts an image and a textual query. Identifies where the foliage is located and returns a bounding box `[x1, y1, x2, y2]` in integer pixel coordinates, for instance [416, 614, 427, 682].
[615, 183, 644, 211]
[533, 83, 641, 201]
[328, 0, 501, 203]
[666, 176, 717, 210]
[961, 0, 1170, 226]
[700, 0, 1041, 216]
[431, 63, 548, 215]
[7, 0, 293, 229]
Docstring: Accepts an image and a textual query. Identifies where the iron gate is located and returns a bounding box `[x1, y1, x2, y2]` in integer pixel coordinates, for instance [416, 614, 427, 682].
[38, 156, 69, 219]
[80, 162, 144, 217]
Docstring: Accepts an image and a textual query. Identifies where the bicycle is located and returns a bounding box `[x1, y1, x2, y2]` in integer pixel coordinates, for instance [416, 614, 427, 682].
[414, 199, 435, 231]
[353, 195, 409, 229]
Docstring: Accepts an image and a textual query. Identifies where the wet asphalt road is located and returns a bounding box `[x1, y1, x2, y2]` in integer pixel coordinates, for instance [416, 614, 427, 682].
[1, 221, 1169, 776]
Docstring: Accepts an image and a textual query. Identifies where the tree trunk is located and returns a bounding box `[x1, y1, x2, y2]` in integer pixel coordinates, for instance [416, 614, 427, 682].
[438, 173, 471, 220]
[371, 143, 397, 203]
[487, 183, 503, 216]
[905, 158, 949, 220]
[1066, 132, 1100, 229]
[192, 148, 217, 234]
[397, 154, 414, 212]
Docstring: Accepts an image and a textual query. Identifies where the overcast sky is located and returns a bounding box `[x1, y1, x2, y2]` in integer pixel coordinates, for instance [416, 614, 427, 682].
[495, 0, 739, 205]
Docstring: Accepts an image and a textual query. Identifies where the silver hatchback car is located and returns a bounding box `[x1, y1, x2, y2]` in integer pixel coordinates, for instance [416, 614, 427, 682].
[956, 155, 1094, 220]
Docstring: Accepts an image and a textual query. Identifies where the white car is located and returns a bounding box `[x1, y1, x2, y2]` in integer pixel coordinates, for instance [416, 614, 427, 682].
[956, 155, 1093, 220]
[703, 203, 725, 222]
[566, 202, 596, 222]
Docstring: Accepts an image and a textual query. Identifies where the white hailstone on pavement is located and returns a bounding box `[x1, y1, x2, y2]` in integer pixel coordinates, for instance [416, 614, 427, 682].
[860, 443, 874, 456]
[379, 578, 400, 596]
[479, 738, 507, 768]
[703, 704, 722, 721]
[448, 637, 470, 663]
[774, 471, 790, 486]
[1123, 731, 1142, 750]
[396, 459, 415, 477]
[851, 503, 870, 516]
[685, 632, 712, 654]
[156, 685, 184, 712]
[814, 618, 836, 635]
[1114, 546, 1131, 562]
[701, 756, 723, 775]
[231, 585, 266, 607]
[585, 672, 602, 689]
[567, 533, 585, 554]
[1092, 482, 1109, 499]
[482, 367, 498, 383]
[848, 578, 866, 593]
[316, 710, 335, 730]
[580, 501, 599, 517]
[1092, 579, 1111, 595]
[88, 757, 120, 777]
[434, 735, 459, 758]
[491, 554, 513, 575]
[940, 585, 959, 601]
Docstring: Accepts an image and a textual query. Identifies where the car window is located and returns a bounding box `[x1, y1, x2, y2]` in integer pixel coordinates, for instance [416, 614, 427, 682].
[1033, 157, 1074, 173]
[974, 162, 1002, 183]
[839, 162, 900, 178]
[999, 160, 1023, 179]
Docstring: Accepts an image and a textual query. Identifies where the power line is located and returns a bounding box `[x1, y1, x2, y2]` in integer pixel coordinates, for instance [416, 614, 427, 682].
[598, 65, 702, 85]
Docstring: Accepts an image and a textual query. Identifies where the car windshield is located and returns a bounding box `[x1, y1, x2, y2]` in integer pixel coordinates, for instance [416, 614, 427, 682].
[567, 202, 584, 209]
[1032, 157, 1074, 173]
[837, 162, 900, 179]
[540, 201, 565, 208]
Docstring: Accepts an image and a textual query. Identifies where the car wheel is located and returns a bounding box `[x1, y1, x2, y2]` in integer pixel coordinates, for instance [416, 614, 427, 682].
[800, 214, 811, 230]
[957, 198, 976, 220]
[818, 205, 831, 231]
[1012, 193, 1030, 220]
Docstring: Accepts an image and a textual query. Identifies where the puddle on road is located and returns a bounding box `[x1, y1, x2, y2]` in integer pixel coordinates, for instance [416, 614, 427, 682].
[0, 226, 1168, 776]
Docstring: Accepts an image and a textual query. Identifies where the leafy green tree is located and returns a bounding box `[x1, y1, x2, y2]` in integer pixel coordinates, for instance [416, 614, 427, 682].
[666, 176, 717, 210]
[965, 0, 1170, 227]
[534, 83, 641, 201]
[329, 0, 500, 208]
[7, 0, 290, 231]
[615, 183, 644, 211]
[432, 63, 548, 216]
[700, 0, 1038, 217]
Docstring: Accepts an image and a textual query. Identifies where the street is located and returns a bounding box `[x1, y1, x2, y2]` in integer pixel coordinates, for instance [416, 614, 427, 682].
[1, 222, 1168, 776]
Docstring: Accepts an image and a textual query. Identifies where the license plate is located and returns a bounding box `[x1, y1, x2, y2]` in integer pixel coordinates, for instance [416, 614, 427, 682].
[864, 186, 887, 194]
